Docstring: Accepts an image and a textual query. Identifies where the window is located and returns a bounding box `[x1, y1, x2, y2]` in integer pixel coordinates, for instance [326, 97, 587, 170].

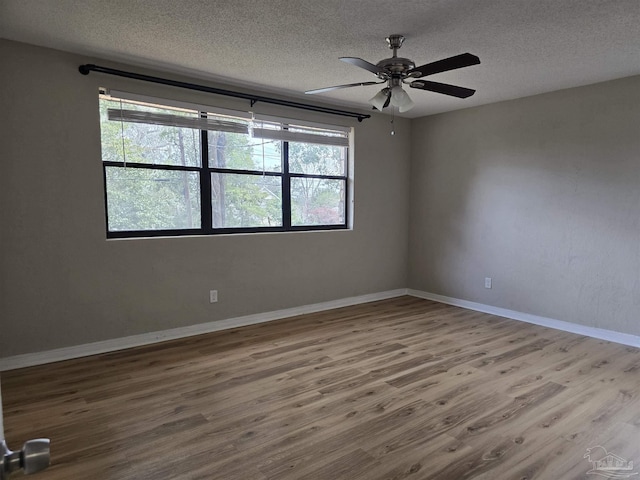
[99, 91, 351, 237]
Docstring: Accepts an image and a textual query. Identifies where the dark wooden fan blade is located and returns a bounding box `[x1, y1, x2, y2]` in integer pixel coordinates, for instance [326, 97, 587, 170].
[305, 81, 383, 95]
[409, 80, 476, 98]
[408, 53, 480, 78]
[340, 57, 384, 75]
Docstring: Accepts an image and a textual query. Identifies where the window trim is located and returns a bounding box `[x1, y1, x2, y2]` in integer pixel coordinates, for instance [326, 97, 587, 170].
[100, 91, 351, 238]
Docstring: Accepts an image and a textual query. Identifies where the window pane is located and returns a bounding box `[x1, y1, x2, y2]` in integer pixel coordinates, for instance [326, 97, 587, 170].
[211, 173, 282, 228]
[291, 178, 345, 226]
[208, 129, 281, 172]
[250, 138, 281, 172]
[100, 99, 201, 167]
[105, 167, 201, 231]
[288, 142, 346, 176]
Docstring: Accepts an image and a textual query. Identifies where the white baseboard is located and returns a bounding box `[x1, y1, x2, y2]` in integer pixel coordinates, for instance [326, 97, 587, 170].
[0, 289, 408, 371]
[408, 289, 640, 349]
[5, 288, 638, 371]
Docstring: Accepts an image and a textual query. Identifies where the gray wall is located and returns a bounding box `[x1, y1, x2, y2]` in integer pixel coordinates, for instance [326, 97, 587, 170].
[0, 39, 411, 357]
[409, 75, 640, 335]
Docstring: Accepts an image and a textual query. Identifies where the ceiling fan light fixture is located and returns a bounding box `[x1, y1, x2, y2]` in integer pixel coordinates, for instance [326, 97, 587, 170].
[398, 95, 414, 113]
[369, 88, 390, 111]
[390, 86, 414, 113]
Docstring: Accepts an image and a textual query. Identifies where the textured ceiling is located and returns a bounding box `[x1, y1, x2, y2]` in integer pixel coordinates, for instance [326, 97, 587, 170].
[1, 0, 639, 118]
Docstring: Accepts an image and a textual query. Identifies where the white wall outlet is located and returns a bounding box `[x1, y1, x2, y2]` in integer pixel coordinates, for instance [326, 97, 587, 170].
[209, 290, 218, 303]
[484, 277, 492, 289]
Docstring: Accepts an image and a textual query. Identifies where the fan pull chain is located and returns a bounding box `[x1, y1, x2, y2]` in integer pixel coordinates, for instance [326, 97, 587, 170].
[391, 108, 396, 136]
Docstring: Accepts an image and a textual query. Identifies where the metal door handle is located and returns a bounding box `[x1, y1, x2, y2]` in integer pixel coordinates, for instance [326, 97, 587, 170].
[1, 438, 50, 479]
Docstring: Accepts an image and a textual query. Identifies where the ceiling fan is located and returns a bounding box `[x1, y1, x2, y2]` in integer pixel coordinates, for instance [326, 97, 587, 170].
[305, 34, 480, 113]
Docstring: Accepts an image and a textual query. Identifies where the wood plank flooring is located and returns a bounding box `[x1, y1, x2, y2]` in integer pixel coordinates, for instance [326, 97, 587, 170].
[3, 296, 640, 479]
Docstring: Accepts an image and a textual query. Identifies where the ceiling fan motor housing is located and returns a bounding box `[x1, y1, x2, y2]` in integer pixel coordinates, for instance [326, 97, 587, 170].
[376, 57, 416, 79]
[377, 34, 415, 80]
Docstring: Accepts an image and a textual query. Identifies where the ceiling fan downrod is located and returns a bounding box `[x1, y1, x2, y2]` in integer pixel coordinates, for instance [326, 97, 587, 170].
[386, 34, 405, 57]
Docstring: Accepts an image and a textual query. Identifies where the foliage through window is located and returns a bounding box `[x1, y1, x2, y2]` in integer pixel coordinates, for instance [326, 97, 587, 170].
[99, 91, 350, 237]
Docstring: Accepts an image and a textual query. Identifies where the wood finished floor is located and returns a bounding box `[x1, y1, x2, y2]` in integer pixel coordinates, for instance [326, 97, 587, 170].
[4, 296, 640, 479]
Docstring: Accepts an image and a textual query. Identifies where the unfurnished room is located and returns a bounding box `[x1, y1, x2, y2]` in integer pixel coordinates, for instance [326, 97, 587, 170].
[1, 1, 640, 479]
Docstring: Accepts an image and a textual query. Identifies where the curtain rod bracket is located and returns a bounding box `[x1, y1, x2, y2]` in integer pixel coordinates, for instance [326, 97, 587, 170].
[78, 64, 370, 122]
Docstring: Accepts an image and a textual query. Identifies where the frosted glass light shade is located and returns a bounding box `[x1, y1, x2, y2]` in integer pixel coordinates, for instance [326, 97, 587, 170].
[369, 89, 389, 111]
[390, 86, 414, 113]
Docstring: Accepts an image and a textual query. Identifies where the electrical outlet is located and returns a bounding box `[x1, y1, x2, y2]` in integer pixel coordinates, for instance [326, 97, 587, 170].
[484, 277, 492, 289]
[209, 290, 218, 303]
